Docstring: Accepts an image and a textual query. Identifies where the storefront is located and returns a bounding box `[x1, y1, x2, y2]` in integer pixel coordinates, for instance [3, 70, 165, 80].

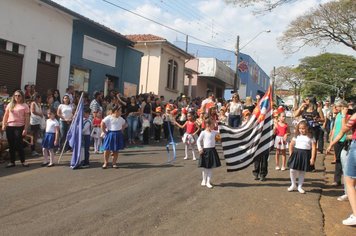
[70, 21, 142, 96]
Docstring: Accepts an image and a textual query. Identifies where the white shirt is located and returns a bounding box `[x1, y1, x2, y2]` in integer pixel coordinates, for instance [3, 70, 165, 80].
[197, 130, 219, 151]
[58, 104, 73, 121]
[83, 118, 91, 135]
[293, 135, 315, 150]
[322, 106, 331, 119]
[45, 118, 59, 133]
[229, 102, 242, 116]
[102, 115, 126, 131]
[30, 102, 42, 125]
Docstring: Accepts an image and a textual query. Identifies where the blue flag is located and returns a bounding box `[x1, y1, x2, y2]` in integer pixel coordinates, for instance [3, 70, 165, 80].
[67, 94, 83, 169]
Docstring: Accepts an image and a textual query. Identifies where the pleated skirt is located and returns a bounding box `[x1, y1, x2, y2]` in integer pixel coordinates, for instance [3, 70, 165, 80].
[288, 148, 314, 172]
[199, 147, 221, 169]
[102, 130, 124, 152]
[42, 132, 55, 149]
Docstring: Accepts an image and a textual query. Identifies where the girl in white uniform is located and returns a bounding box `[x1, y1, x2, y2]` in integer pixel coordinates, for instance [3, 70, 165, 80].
[287, 120, 316, 193]
[41, 108, 59, 167]
[197, 119, 221, 189]
[101, 105, 127, 169]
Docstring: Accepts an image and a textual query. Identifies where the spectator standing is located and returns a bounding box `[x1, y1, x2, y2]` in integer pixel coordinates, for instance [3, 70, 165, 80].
[227, 93, 242, 127]
[330, 100, 349, 186]
[0, 85, 9, 119]
[29, 93, 43, 157]
[141, 96, 152, 145]
[89, 92, 103, 115]
[125, 96, 140, 144]
[57, 95, 74, 153]
[243, 96, 255, 114]
[2, 90, 30, 167]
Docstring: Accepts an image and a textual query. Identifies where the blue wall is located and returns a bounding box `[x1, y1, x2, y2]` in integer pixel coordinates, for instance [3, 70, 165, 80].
[71, 20, 142, 95]
[174, 41, 270, 100]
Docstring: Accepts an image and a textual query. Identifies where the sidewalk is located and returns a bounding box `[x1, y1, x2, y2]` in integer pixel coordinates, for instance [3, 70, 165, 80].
[320, 152, 356, 235]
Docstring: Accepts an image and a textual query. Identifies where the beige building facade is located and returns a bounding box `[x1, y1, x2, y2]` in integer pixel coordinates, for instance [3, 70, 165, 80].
[126, 34, 193, 100]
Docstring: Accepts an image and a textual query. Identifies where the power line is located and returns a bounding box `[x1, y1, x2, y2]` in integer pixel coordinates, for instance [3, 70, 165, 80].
[101, 0, 229, 50]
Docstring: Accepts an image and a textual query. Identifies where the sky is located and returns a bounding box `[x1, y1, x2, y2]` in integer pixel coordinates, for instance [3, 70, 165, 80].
[52, 0, 355, 75]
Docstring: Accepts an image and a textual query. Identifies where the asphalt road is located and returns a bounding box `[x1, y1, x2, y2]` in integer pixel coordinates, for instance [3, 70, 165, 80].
[0, 143, 325, 236]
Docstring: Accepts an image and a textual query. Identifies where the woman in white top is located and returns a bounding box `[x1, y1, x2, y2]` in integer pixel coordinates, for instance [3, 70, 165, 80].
[57, 95, 74, 152]
[30, 93, 43, 157]
[101, 105, 127, 169]
[227, 93, 242, 128]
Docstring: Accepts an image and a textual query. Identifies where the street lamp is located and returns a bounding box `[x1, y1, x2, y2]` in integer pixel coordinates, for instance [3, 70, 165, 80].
[233, 30, 271, 92]
[240, 30, 271, 50]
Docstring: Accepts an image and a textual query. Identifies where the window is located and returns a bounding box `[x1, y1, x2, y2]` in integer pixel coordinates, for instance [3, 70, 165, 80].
[166, 59, 178, 90]
[40, 51, 46, 61]
[12, 43, 19, 53]
[50, 55, 56, 64]
[0, 39, 6, 50]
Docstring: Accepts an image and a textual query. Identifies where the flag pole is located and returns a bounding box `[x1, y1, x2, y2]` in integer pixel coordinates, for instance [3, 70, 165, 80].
[58, 92, 84, 164]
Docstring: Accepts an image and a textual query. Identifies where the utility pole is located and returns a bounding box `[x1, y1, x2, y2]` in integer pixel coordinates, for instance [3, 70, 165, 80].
[233, 35, 240, 93]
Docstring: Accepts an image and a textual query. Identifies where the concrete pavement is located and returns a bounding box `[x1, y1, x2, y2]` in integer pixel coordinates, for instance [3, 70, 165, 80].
[0, 142, 353, 235]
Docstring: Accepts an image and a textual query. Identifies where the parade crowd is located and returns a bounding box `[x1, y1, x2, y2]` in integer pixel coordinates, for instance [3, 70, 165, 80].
[0, 84, 355, 226]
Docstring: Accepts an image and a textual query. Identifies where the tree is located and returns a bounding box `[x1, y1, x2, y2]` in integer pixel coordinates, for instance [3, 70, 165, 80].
[273, 66, 303, 108]
[278, 0, 356, 54]
[295, 53, 356, 100]
[224, 0, 296, 13]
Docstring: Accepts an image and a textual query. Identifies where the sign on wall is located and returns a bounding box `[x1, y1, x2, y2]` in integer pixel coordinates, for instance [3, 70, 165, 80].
[124, 82, 137, 97]
[82, 35, 117, 67]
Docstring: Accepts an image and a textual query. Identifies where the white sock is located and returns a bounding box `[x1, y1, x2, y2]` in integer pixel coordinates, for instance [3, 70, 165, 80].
[290, 169, 298, 187]
[49, 149, 55, 164]
[184, 144, 188, 158]
[94, 138, 98, 152]
[191, 145, 196, 160]
[201, 168, 206, 186]
[206, 169, 213, 188]
[298, 171, 305, 189]
[43, 148, 49, 163]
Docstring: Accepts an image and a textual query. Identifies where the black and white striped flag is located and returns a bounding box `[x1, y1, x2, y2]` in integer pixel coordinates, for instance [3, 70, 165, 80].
[219, 86, 274, 172]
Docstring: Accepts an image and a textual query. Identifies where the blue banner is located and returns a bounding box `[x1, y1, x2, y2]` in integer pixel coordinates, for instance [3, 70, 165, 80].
[67, 94, 84, 169]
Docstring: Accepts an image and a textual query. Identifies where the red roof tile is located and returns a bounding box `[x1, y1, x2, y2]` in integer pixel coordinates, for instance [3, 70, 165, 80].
[125, 34, 166, 42]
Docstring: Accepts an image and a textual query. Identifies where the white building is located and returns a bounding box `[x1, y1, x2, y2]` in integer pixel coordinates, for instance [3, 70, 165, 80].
[0, 0, 73, 95]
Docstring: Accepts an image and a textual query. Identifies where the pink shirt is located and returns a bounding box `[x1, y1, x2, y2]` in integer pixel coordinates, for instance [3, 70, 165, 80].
[6, 103, 30, 127]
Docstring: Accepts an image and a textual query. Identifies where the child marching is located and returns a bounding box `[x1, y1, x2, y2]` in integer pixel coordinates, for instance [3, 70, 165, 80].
[91, 111, 103, 154]
[274, 112, 290, 171]
[287, 120, 317, 194]
[41, 108, 59, 167]
[81, 109, 91, 168]
[175, 112, 200, 160]
[101, 105, 127, 169]
[197, 118, 221, 189]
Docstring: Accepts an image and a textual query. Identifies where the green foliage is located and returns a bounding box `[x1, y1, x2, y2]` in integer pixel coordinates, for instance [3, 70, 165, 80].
[295, 53, 356, 100]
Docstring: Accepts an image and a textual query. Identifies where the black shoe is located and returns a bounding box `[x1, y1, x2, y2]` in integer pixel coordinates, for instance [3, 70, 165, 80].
[47, 163, 55, 167]
[260, 177, 266, 181]
[5, 163, 15, 168]
[254, 176, 260, 180]
[41, 162, 49, 167]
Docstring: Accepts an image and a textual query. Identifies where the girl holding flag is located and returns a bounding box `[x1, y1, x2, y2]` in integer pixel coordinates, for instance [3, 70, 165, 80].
[101, 105, 127, 169]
